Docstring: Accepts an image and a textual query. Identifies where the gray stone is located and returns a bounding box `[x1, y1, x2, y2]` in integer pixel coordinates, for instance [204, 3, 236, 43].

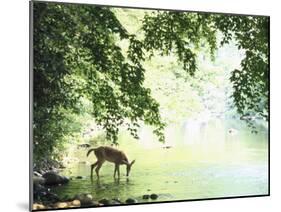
[142, 194, 150, 200]
[125, 198, 137, 204]
[150, 194, 158, 200]
[42, 171, 69, 186]
[33, 176, 46, 185]
[74, 193, 93, 206]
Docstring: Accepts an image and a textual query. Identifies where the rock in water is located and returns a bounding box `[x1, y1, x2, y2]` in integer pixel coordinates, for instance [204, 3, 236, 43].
[33, 183, 60, 203]
[54, 202, 68, 208]
[142, 194, 150, 199]
[42, 171, 69, 186]
[33, 176, 45, 185]
[74, 193, 93, 206]
[72, 200, 81, 207]
[33, 183, 46, 194]
[150, 194, 158, 200]
[98, 198, 121, 205]
[125, 198, 137, 204]
[32, 203, 45, 210]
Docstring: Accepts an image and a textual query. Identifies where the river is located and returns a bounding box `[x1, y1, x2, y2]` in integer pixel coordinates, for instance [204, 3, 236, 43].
[52, 119, 268, 204]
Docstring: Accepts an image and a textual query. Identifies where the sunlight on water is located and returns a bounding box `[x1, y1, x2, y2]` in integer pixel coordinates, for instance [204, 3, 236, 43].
[53, 119, 268, 203]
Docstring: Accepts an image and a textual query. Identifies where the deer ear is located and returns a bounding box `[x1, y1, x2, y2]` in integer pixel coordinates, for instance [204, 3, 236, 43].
[130, 160, 136, 165]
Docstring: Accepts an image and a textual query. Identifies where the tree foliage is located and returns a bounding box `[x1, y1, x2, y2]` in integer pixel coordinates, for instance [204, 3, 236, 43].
[33, 2, 269, 164]
[33, 3, 165, 163]
[141, 12, 269, 123]
[213, 15, 269, 124]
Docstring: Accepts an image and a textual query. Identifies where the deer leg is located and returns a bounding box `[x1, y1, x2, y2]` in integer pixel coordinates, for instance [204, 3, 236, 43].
[117, 165, 120, 178]
[114, 164, 118, 178]
[95, 161, 104, 179]
[90, 161, 98, 178]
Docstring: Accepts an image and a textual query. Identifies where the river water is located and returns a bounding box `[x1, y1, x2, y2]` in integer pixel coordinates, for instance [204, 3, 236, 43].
[53, 119, 268, 204]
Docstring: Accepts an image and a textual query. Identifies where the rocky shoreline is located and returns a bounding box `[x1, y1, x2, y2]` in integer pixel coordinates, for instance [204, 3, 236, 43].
[33, 170, 158, 210]
[33, 193, 159, 210]
[33, 194, 124, 210]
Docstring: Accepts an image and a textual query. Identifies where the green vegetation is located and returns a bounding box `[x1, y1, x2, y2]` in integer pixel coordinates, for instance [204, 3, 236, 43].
[33, 2, 269, 167]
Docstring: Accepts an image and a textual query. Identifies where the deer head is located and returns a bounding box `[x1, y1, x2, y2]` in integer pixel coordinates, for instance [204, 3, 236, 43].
[125, 160, 136, 177]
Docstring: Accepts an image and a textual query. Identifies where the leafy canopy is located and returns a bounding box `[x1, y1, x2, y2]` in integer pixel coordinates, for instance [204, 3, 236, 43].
[33, 2, 269, 163]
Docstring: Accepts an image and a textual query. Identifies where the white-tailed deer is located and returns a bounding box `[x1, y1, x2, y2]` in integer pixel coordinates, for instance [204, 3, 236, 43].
[87, 146, 135, 179]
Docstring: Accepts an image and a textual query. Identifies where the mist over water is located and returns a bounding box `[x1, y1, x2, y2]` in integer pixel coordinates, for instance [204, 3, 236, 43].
[53, 118, 268, 203]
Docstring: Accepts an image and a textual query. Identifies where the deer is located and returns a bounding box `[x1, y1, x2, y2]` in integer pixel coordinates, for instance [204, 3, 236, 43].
[87, 146, 135, 179]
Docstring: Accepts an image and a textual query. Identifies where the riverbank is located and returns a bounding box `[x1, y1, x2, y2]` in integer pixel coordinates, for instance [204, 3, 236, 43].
[33, 188, 158, 210]
[33, 169, 160, 210]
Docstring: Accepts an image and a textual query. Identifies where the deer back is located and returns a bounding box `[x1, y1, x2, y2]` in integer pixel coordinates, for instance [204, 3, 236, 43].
[102, 146, 128, 164]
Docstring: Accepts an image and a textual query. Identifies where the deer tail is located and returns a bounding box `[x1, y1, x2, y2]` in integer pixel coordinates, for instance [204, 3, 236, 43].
[86, 148, 96, 157]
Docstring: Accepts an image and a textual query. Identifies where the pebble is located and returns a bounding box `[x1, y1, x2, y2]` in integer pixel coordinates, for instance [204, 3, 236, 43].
[54, 202, 68, 208]
[75, 193, 93, 206]
[150, 194, 158, 200]
[125, 198, 137, 204]
[72, 200, 81, 207]
[142, 194, 150, 199]
[32, 203, 45, 210]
